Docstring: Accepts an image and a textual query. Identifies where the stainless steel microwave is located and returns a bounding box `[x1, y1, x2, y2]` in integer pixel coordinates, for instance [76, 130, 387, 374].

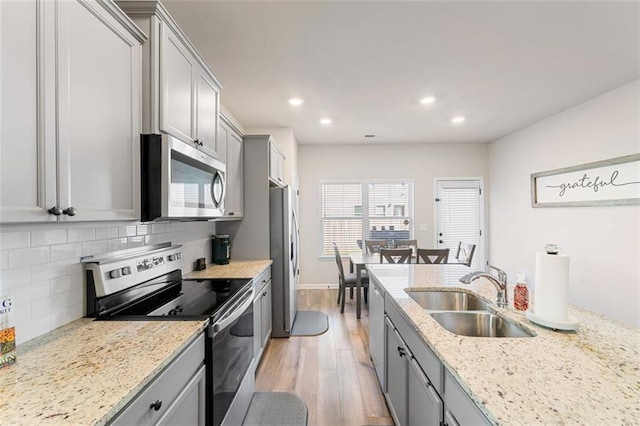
[141, 134, 226, 221]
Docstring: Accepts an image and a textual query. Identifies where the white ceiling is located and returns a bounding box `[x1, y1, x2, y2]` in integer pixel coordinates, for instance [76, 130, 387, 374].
[162, 1, 640, 145]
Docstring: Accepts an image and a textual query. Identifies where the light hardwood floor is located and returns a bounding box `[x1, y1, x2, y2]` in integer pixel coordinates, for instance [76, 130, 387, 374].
[255, 289, 394, 426]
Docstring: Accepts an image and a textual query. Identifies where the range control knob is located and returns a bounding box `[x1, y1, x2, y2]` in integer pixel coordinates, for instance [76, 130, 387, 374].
[109, 269, 122, 279]
[121, 266, 132, 276]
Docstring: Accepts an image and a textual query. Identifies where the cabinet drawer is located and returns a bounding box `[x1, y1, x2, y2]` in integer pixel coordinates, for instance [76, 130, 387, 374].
[254, 267, 272, 293]
[110, 333, 205, 425]
[385, 299, 443, 395]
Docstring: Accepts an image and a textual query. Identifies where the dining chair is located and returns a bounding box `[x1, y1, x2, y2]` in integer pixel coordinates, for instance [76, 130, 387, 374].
[394, 239, 417, 249]
[379, 248, 413, 264]
[455, 242, 476, 267]
[365, 239, 388, 254]
[333, 243, 369, 313]
[416, 248, 450, 264]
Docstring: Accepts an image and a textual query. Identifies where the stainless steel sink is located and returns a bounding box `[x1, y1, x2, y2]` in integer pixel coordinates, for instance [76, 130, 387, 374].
[430, 311, 534, 338]
[407, 290, 490, 311]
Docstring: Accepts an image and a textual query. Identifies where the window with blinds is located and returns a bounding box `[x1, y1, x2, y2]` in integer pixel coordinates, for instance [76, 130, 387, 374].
[321, 181, 414, 256]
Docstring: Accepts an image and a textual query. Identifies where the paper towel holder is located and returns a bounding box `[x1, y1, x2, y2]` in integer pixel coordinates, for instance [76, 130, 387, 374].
[544, 243, 559, 255]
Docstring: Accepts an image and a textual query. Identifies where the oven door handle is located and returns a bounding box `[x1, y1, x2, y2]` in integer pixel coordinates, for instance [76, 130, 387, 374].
[208, 286, 254, 337]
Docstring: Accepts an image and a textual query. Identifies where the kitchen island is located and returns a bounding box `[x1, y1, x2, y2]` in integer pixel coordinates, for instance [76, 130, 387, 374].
[367, 263, 639, 425]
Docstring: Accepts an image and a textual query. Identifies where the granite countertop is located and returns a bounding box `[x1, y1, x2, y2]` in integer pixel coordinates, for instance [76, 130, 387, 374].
[0, 318, 207, 425]
[183, 259, 272, 280]
[367, 264, 640, 425]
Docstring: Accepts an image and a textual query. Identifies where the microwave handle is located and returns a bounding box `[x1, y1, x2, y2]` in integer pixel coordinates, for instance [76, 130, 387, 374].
[210, 171, 225, 209]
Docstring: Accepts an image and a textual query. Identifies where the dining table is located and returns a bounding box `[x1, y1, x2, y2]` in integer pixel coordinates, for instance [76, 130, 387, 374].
[348, 252, 472, 319]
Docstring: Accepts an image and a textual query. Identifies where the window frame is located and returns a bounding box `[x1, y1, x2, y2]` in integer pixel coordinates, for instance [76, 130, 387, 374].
[319, 178, 415, 259]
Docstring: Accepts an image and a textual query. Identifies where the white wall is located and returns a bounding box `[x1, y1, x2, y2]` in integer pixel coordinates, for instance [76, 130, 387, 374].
[488, 79, 640, 326]
[0, 221, 216, 344]
[298, 143, 489, 287]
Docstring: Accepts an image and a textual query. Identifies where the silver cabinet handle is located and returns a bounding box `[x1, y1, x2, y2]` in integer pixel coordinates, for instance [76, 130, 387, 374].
[48, 206, 63, 216]
[63, 207, 77, 216]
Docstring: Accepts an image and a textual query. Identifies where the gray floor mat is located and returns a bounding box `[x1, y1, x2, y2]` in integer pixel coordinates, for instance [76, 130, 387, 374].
[290, 310, 329, 336]
[242, 392, 308, 426]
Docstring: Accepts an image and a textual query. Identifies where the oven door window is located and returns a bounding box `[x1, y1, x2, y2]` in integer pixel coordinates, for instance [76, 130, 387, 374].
[170, 151, 218, 209]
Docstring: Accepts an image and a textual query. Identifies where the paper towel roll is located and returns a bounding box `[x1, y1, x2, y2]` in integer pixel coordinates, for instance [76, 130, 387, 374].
[534, 252, 570, 321]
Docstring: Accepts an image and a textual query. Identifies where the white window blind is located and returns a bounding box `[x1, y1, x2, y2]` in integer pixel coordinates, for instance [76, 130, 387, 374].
[437, 182, 481, 270]
[321, 181, 414, 256]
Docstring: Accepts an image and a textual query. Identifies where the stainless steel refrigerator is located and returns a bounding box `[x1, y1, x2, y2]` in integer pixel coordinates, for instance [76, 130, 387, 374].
[269, 185, 299, 337]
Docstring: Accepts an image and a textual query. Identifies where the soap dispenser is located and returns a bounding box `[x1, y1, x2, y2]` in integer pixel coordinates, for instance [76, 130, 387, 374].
[513, 273, 529, 311]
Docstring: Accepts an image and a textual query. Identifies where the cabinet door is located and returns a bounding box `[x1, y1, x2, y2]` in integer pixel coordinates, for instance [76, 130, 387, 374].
[385, 317, 407, 426]
[227, 128, 244, 217]
[444, 370, 490, 425]
[195, 70, 219, 156]
[268, 142, 284, 186]
[261, 280, 272, 348]
[408, 357, 443, 426]
[0, 0, 56, 222]
[56, 0, 141, 221]
[157, 365, 206, 426]
[160, 22, 194, 144]
[369, 279, 385, 389]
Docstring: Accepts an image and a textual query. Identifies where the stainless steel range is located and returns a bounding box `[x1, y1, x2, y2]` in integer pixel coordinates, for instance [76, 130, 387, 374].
[83, 243, 255, 426]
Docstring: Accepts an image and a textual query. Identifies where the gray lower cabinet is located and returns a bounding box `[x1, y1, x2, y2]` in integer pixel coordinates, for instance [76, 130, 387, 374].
[408, 356, 443, 426]
[385, 316, 443, 426]
[375, 298, 489, 426]
[110, 334, 206, 426]
[443, 370, 489, 426]
[385, 317, 408, 425]
[253, 267, 272, 366]
[369, 278, 385, 388]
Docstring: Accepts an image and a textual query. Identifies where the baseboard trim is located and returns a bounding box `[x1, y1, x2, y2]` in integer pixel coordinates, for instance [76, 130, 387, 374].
[298, 283, 338, 290]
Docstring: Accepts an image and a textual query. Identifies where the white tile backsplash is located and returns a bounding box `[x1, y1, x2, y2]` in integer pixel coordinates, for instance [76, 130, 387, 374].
[50, 243, 83, 261]
[0, 267, 31, 291]
[32, 260, 68, 283]
[31, 229, 67, 247]
[8, 246, 50, 268]
[0, 231, 30, 251]
[95, 226, 118, 240]
[31, 293, 67, 318]
[118, 225, 137, 237]
[81, 240, 108, 256]
[0, 220, 216, 344]
[0, 251, 7, 269]
[68, 227, 95, 243]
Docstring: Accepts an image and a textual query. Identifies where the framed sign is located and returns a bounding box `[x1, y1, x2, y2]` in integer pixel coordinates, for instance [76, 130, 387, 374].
[531, 153, 640, 207]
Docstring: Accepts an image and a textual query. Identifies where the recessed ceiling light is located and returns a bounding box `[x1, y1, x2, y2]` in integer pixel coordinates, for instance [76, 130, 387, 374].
[287, 97, 304, 106]
[419, 95, 438, 105]
[320, 118, 332, 125]
[450, 115, 466, 124]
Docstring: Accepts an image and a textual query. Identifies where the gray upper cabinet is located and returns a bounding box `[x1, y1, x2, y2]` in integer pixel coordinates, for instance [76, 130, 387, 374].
[268, 142, 285, 187]
[0, 0, 145, 223]
[218, 115, 244, 218]
[117, 0, 222, 157]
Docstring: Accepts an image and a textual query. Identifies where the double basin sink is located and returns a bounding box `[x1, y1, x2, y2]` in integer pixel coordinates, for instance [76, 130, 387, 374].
[407, 290, 534, 338]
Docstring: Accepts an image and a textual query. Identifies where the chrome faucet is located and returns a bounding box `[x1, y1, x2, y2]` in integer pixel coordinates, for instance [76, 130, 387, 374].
[459, 264, 508, 308]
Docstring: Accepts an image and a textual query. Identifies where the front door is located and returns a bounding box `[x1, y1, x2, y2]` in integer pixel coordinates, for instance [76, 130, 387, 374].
[434, 179, 484, 270]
